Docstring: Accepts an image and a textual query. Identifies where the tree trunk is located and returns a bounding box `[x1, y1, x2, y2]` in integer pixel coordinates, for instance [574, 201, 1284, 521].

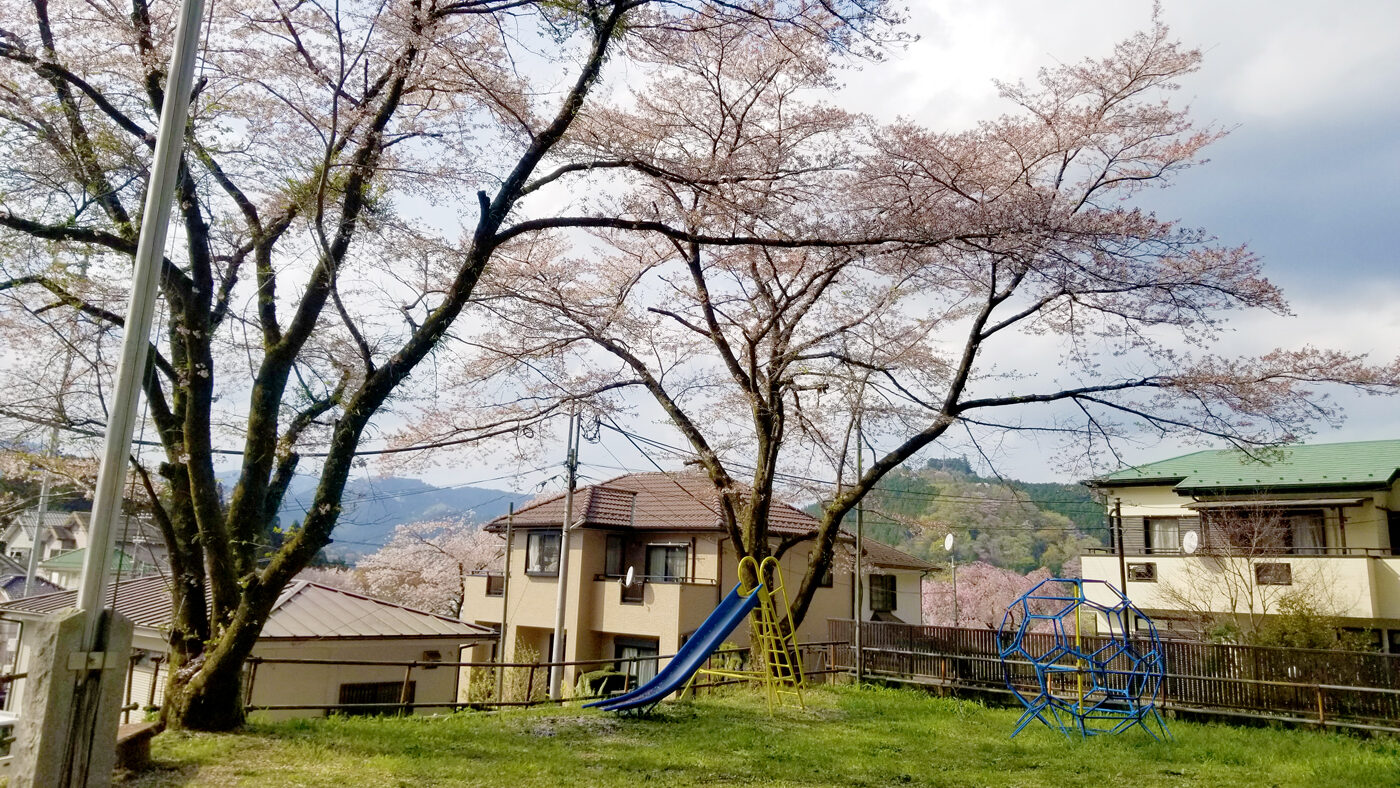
[161, 626, 260, 731]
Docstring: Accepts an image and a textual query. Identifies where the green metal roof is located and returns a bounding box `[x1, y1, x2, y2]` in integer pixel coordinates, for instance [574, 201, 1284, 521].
[38, 547, 144, 573]
[1093, 439, 1400, 492]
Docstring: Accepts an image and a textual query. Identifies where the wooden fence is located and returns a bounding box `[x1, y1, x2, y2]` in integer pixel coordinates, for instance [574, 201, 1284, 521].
[828, 620, 1400, 732]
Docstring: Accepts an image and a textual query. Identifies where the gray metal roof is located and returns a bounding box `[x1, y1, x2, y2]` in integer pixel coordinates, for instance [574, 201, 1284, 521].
[259, 581, 493, 639]
[0, 574, 492, 641]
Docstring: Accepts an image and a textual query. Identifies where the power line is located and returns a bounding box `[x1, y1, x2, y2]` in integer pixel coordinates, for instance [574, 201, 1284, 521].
[597, 423, 1107, 510]
[278, 467, 547, 511]
[0, 408, 543, 459]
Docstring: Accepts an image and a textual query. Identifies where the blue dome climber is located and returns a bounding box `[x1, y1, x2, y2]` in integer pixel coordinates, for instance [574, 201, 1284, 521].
[997, 578, 1169, 740]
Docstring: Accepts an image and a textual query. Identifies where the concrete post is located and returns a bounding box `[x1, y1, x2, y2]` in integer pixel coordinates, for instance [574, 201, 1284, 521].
[11, 609, 134, 787]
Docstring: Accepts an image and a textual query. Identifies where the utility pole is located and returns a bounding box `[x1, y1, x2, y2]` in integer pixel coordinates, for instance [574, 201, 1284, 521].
[24, 258, 86, 598]
[548, 414, 580, 699]
[11, 0, 206, 782]
[853, 414, 864, 685]
[1114, 498, 1127, 594]
[948, 536, 958, 628]
[495, 502, 514, 701]
[21, 426, 59, 598]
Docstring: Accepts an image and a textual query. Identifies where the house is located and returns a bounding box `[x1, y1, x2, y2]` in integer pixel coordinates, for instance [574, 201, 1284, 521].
[0, 509, 168, 588]
[0, 573, 495, 721]
[1081, 439, 1400, 650]
[34, 547, 154, 590]
[460, 471, 933, 691]
[0, 555, 63, 684]
[0, 554, 63, 602]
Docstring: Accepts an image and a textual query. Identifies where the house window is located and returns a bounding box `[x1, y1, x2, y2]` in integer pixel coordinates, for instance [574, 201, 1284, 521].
[1255, 563, 1292, 586]
[605, 534, 626, 577]
[819, 563, 834, 588]
[1388, 512, 1400, 557]
[869, 574, 896, 612]
[337, 681, 414, 715]
[621, 578, 645, 604]
[485, 574, 504, 596]
[646, 544, 687, 583]
[1287, 511, 1325, 555]
[1145, 517, 1180, 554]
[1127, 562, 1157, 582]
[526, 531, 561, 576]
[616, 638, 659, 686]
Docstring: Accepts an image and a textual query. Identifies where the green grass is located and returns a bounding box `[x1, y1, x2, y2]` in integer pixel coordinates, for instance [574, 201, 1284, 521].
[126, 685, 1400, 787]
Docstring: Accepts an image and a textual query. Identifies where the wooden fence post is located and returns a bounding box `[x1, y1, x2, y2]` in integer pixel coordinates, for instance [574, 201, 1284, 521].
[244, 658, 259, 708]
[399, 662, 415, 714]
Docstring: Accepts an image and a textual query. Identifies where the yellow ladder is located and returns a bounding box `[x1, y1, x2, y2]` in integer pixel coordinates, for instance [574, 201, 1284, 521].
[687, 556, 807, 713]
[748, 556, 805, 712]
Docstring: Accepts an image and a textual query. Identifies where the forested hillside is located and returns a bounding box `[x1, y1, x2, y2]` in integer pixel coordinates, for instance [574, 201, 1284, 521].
[836, 458, 1106, 575]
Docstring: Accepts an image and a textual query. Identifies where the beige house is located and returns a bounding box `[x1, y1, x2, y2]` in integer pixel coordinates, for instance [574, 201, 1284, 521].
[1082, 439, 1400, 651]
[0, 574, 494, 721]
[462, 471, 932, 690]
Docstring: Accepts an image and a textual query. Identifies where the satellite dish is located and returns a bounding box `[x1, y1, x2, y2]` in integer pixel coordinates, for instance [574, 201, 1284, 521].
[944, 534, 955, 553]
[1182, 530, 1200, 555]
[622, 566, 635, 587]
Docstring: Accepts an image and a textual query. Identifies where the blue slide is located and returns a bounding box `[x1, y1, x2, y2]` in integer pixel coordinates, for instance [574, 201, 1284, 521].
[585, 582, 762, 712]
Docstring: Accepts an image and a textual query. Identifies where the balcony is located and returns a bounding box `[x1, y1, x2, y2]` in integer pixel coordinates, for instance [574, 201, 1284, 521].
[1082, 554, 1400, 622]
[592, 575, 719, 636]
[1088, 546, 1397, 557]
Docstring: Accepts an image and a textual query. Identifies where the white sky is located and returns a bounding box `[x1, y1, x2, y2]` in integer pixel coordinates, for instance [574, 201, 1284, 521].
[400, 0, 1400, 494]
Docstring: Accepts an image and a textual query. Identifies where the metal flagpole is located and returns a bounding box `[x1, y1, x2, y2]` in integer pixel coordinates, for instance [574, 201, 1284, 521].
[74, 0, 204, 655]
[61, 0, 206, 781]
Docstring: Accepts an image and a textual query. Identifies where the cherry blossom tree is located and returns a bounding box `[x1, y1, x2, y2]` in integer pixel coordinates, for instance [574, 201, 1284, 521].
[354, 519, 502, 617]
[922, 563, 1051, 629]
[474, 16, 1400, 630]
[0, 0, 896, 729]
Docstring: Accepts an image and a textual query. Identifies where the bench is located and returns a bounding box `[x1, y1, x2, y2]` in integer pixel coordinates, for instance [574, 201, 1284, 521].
[114, 722, 162, 772]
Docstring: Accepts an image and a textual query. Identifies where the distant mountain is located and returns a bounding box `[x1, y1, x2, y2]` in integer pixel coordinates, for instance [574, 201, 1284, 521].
[220, 473, 534, 561]
[806, 457, 1105, 576]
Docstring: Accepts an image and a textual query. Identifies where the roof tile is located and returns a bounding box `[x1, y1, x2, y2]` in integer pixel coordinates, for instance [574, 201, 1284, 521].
[486, 471, 817, 535]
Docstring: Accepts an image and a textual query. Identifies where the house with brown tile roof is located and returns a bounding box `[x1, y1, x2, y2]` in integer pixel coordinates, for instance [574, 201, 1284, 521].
[461, 471, 932, 691]
[0, 574, 494, 721]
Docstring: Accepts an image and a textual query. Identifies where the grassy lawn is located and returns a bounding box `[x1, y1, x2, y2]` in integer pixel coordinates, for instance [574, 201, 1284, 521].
[126, 685, 1400, 787]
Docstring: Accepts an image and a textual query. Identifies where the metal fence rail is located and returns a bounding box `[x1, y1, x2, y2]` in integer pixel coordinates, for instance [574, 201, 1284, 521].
[828, 620, 1400, 732]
